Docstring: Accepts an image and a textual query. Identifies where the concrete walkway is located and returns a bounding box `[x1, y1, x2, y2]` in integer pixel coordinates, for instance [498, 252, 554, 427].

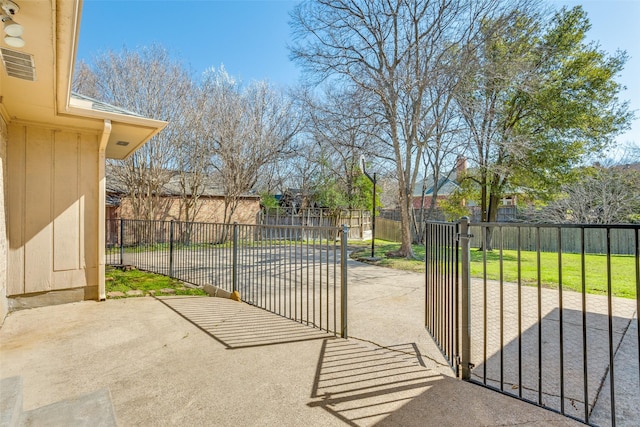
[0, 260, 595, 426]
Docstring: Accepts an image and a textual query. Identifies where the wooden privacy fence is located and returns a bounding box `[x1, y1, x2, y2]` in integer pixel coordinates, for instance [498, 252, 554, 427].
[377, 217, 638, 255]
[379, 206, 521, 223]
[469, 224, 638, 255]
[376, 217, 403, 242]
[258, 208, 371, 240]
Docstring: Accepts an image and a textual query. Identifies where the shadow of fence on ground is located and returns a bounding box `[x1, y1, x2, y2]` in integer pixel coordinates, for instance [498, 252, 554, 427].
[308, 339, 437, 426]
[157, 296, 331, 349]
[471, 307, 639, 426]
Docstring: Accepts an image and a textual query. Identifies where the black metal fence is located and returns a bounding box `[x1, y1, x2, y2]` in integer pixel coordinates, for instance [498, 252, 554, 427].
[426, 219, 640, 426]
[106, 219, 348, 338]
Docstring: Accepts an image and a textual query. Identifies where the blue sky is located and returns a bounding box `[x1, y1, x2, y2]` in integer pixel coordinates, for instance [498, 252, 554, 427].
[76, 0, 640, 151]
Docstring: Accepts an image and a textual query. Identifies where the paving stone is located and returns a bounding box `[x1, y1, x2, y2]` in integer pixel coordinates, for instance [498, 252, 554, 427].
[21, 388, 117, 427]
[126, 290, 143, 297]
[159, 288, 176, 295]
[106, 291, 125, 298]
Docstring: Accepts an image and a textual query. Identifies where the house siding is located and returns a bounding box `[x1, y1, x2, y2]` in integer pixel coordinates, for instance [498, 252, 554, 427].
[6, 123, 100, 307]
[412, 195, 448, 209]
[117, 196, 261, 225]
[0, 115, 7, 324]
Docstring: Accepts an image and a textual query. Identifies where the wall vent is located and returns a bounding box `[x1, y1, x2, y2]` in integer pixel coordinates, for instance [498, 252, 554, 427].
[0, 48, 35, 81]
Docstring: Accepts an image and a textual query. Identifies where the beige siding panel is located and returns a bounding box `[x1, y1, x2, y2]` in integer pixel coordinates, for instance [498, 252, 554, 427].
[24, 127, 53, 293]
[80, 133, 98, 269]
[0, 116, 7, 320]
[53, 132, 80, 274]
[52, 269, 89, 288]
[6, 124, 25, 296]
[85, 267, 98, 288]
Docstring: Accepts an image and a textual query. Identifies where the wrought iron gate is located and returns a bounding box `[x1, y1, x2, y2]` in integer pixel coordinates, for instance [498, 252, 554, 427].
[425, 218, 640, 427]
[425, 218, 472, 379]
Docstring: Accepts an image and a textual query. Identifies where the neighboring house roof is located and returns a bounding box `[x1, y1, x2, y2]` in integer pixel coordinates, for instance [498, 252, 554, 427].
[616, 162, 640, 172]
[414, 174, 461, 198]
[424, 177, 460, 197]
[161, 174, 258, 198]
[105, 167, 260, 203]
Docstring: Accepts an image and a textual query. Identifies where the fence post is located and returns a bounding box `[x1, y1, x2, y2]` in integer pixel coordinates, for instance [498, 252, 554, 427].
[459, 217, 472, 380]
[169, 220, 175, 278]
[340, 224, 349, 338]
[232, 222, 238, 293]
[119, 218, 124, 266]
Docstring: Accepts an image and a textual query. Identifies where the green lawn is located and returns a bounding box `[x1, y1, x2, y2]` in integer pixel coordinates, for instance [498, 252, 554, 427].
[470, 249, 637, 298]
[351, 240, 638, 298]
[106, 266, 207, 297]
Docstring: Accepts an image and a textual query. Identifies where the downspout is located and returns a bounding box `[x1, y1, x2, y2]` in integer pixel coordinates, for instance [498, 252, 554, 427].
[97, 120, 111, 301]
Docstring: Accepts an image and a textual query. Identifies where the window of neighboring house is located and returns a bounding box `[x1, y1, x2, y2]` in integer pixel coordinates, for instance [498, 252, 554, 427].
[501, 197, 515, 206]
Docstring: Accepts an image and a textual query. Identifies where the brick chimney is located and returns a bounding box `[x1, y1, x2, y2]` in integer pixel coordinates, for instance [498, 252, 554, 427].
[455, 156, 467, 178]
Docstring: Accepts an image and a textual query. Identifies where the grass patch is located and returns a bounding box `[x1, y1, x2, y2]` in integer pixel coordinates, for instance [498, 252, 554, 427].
[105, 266, 206, 298]
[350, 240, 426, 273]
[351, 240, 638, 298]
[472, 249, 638, 299]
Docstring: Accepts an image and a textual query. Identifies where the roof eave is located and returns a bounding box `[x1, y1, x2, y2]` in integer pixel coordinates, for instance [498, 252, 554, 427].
[55, 0, 167, 159]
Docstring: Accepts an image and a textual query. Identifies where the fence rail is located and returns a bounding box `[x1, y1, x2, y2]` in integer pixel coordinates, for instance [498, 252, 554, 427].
[426, 219, 640, 426]
[106, 218, 348, 338]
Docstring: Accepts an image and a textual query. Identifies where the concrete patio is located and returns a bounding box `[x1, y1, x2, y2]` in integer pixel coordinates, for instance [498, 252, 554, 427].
[0, 261, 588, 426]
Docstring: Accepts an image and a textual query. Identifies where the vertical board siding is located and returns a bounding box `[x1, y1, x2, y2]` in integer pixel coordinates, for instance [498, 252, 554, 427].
[6, 124, 25, 295]
[6, 124, 100, 296]
[80, 132, 98, 270]
[0, 116, 8, 319]
[53, 131, 80, 273]
[24, 127, 53, 293]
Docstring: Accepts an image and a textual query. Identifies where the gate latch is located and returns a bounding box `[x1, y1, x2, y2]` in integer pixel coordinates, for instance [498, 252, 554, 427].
[456, 233, 474, 241]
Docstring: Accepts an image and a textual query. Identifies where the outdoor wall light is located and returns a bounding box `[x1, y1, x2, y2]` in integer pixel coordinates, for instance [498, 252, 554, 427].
[3, 16, 24, 47]
[1, 1, 23, 48]
[4, 34, 23, 47]
[2, 15, 20, 36]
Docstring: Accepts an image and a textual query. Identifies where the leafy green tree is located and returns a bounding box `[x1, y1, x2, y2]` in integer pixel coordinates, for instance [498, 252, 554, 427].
[456, 6, 632, 230]
[440, 181, 474, 222]
[312, 167, 380, 212]
[260, 193, 280, 210]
